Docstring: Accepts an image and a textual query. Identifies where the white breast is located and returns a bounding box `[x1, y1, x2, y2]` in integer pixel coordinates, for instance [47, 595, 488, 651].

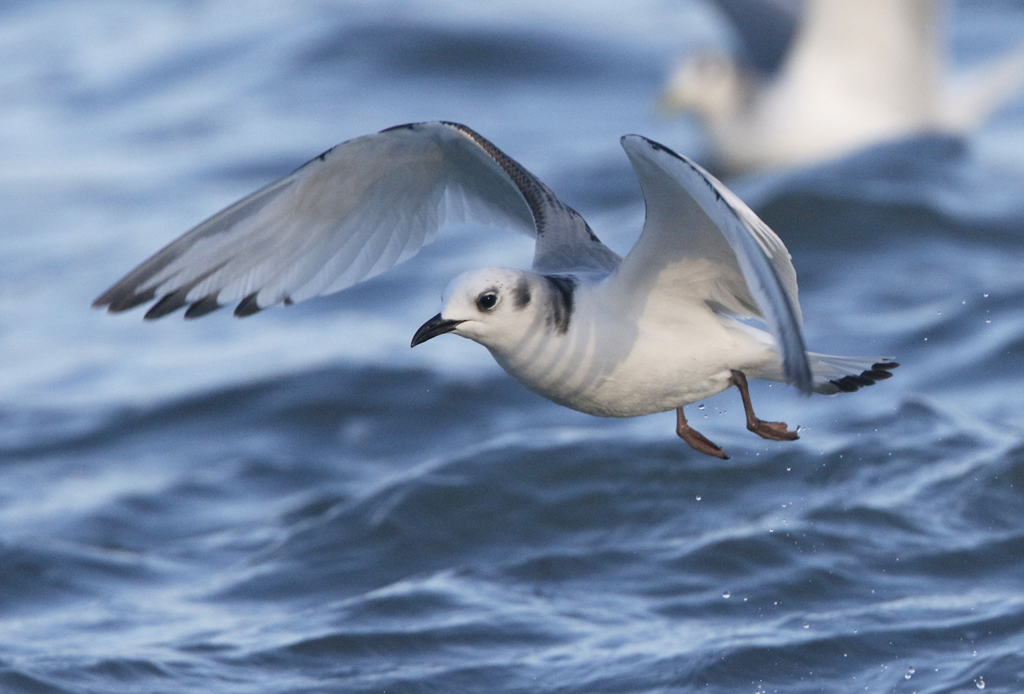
[487, 280, 781, 418]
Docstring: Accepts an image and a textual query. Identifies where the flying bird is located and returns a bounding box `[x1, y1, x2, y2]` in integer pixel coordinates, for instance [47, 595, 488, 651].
[661, 0, 1024, 173]
[94, 122, 897, 458]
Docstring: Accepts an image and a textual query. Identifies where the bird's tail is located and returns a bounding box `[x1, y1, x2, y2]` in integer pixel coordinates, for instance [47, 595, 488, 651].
[808, 353, 899, 395]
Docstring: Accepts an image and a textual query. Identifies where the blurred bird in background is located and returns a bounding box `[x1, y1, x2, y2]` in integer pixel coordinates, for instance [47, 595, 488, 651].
[661, 0, 1024, 173]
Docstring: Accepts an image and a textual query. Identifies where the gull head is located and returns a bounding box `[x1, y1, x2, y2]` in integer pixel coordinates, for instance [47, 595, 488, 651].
[411, 267, 541, 350]
[660, 49, 742, 120]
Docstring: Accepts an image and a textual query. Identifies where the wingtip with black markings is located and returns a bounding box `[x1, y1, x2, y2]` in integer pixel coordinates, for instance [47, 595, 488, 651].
[233, 293, 263, 317]
[827, 360, 900, 393]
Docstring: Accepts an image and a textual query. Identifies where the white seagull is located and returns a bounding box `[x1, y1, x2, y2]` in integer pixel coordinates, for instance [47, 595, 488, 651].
[661, 0, 1024, 173]
[94, 122, 897, 458]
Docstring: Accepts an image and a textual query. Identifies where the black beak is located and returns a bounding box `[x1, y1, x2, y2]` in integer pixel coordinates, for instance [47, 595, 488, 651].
[411, 313, 464, 348]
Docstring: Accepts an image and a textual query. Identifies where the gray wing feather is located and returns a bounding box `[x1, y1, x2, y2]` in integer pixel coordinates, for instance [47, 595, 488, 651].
[94, 122, 618, 319]
[614, 135, 812, 394]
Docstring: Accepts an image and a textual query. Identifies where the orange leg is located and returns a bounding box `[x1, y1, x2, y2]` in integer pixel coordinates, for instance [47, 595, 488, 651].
[675, 406, 728, 459]
[730, 370, 799, 441]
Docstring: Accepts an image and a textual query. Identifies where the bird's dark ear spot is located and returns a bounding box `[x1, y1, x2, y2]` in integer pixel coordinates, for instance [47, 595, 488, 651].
[542, 275, 576, 334]
[476, 289, 499, 312]
[513, 280, 531, 309]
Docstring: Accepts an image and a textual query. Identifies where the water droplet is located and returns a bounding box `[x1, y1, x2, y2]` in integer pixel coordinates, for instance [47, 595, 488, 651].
[905, 667, 915, 680]
[984, 293, 989, 298]
[722, 591, 731, 599]
[786, 467, 791, 472]
[802, 622, 810, 629]
[695, 495, 701, 501]
[986, 319, 991, 324]
[962, 300, 966, 304]
[698, 404, 705, 410]
[976, 676, 985, 689]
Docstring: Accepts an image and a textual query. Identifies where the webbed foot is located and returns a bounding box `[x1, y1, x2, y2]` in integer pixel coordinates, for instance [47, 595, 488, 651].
[676, 407, 729, 459]
[730, 370, 799, 442]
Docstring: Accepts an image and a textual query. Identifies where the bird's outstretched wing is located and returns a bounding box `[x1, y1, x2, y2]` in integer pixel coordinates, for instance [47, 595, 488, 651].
[779, 0, 941, 121]
[710, 0, 800, 75]
[611, 135, 812, 393]
[94, 121, 619, 320]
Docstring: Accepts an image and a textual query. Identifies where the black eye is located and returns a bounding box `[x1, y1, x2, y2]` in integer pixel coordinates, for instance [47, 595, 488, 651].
[476, 291, 498, 312]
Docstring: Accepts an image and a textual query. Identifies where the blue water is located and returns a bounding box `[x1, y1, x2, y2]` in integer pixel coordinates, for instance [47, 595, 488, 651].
[4, 1, 1024, 692]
